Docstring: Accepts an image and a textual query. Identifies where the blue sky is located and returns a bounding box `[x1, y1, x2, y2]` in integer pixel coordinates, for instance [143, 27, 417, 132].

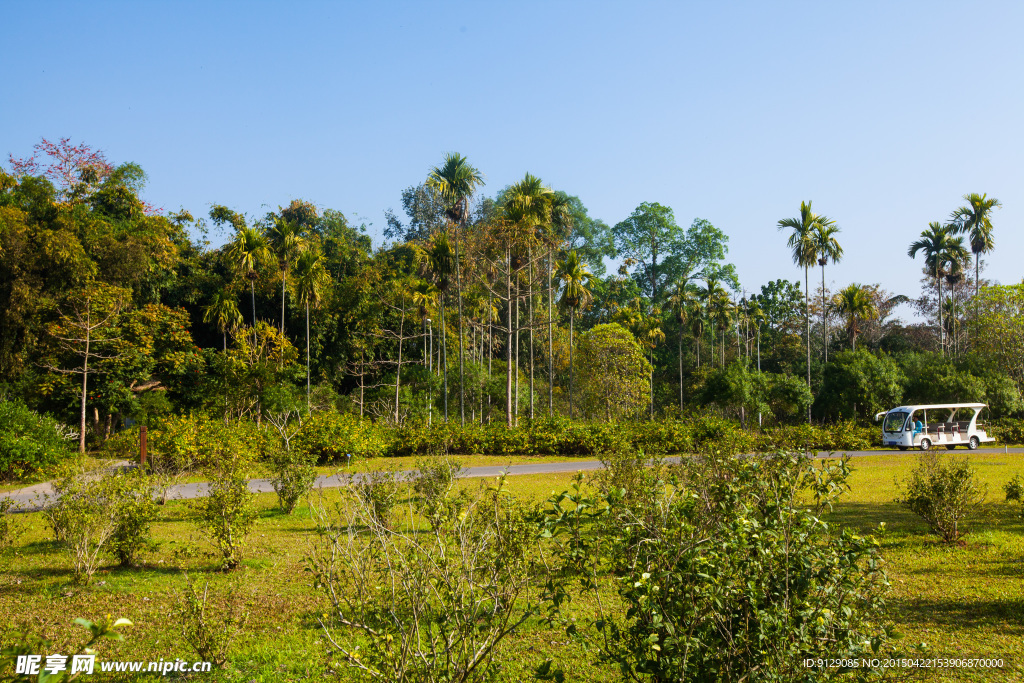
[3, 1, 1022, 312]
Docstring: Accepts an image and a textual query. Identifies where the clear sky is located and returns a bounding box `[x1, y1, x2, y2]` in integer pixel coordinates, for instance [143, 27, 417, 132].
[3, 1, 1022, 312]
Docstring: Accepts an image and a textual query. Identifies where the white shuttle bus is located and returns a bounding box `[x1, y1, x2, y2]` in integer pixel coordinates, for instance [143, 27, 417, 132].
[874, 403, 995, 451]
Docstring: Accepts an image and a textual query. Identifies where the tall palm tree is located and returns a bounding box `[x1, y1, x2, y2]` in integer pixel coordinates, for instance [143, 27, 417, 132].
[669, 281, 696, 415]
[812, 220, 843, 363]
[555, 251, 592, 419]
[909, 223, 969, 356]
[950, 192, 1000, 308]
[428, 232, 456, 420]
[778, 201, 831, 422]
[225, 225, 271, 328]
[831, 284, 878, 351]
[203, 290, 243, 351]
[699, 277, 729, 367]
[427, 153, 484, 426]
[293, 249, 330, 413]
[547, 193, 573, 416]
[268, 218, 306, 337]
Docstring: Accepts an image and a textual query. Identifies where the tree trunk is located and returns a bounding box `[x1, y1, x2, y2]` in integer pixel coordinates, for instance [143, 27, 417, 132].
[79, 326, 90, 454]
[441, 294, 448, 420]
[454, 227, 466, 426]
[506, 251, 514, 427]
[529, 247, 534, 420]
[821, 263, 827, 363]
[514, 279, 520, 425]
[937, 265, 944, 357]
[281, 270, 287, 336]
[568, 312, 574, 419]
[548, 247, 553, 416]
[305, 301, 311, 415]
[678, 329, 683, 416]
[805, 265, 811, 424]
[395, 295, 404, 423]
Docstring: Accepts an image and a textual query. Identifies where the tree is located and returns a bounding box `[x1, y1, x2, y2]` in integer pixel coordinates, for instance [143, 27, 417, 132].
[293, 249, 331, 413]
[813, 350, 905, 421]
[973, 284, 1024, 393]
[222, 221, 271, 328]
[267, 217, 306, 337]
[44, 283, 129, 452]
[669, 281, 697, 414]
[950, 192, 1000, 305]
[555, 251, 593, 418]
[908, 222, 969, 356]
[573, 323, 651, 421]
[427, 153, 485, 426]
[203, 291, 243, 351]
[612, 202, 682, 303]
[831, 284, 879, 351]
[427, 232, 456, 420]
[812, 220, 843, 361]
[778, 201, 834, 422]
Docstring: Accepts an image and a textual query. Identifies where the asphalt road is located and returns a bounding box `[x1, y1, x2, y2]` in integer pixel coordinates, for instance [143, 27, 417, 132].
[4, 446, 1023, 511]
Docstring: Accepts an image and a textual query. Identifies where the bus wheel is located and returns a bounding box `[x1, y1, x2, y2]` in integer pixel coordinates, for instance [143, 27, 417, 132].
[968, 436, 980, 450]
[898, 446, 908, 451]
[919, 438, 932, 451]
[945, 444, 956, 450]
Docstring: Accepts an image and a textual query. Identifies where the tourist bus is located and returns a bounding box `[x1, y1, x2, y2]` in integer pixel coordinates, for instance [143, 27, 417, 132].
[873, 403, 995, 451]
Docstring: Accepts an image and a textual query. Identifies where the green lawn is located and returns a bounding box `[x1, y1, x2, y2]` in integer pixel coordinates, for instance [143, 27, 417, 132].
[2, 454, 1023, 681]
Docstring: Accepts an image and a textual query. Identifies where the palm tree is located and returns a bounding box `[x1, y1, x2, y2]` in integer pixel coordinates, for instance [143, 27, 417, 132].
[428, 232, 456, 421]
[547, 193, 573, 416]
[812, 220, 842, 363]
[831, 284, 878, 350]
[268, 218, 306, 337]
[203, 291, 243, 351]
[555, 251, 592, 419]
[427, 153, 484, 426]
[778, 201, 831, 422]
[294, 249, 330, 413]
[699, 277, 729, 367]
[909, 223, 969, 355]
[950, 192, 1000, 310]
[225, 225, 271, 328]
[669, 281, 696, 414]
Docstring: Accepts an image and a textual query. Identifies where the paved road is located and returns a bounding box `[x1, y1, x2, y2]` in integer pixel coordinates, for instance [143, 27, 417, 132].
[4, 447, 1022, 511]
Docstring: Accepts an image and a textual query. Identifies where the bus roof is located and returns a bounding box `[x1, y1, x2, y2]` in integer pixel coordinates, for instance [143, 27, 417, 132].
[887, 403, 986, 412]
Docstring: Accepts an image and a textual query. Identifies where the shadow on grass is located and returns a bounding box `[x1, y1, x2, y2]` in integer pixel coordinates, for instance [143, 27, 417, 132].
[891, 596, 1024, 634]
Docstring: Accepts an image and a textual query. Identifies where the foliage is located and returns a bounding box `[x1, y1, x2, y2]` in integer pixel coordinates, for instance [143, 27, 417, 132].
[292, 411, 388, 463]
[973, 284, 1024, 392]
[173, 573, 250, 669]
[98, 469, 157, 567]
[190, 429, 259, 569]
[0, 498, 25, 552]
[351, 466, 402, 531]
[813, 350, 905, 421]
[42, 474, 117, 584]
[542, 451, 899, 681]
[307, 475, 537, 682]
[412, 456, 465, 529]
[896, 452, 986, 543]
[0, 399, 77, 481]
[0, 614, 133, 683]
[572, 323, 651, 421]
[269, 446, 318, 514]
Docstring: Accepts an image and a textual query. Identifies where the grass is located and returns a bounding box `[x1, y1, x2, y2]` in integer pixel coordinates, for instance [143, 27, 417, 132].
[2, 453, 1023, 681]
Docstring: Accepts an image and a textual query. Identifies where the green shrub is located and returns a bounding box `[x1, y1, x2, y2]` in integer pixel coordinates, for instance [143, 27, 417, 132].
[191, 428, 259, 569]
[896, 452, 986, 543]
[100, 469, 158, 567]
[269, 447, 317, 514]
[43, 474, 117, 584]
[352, 467, 401, 530]
[173, 573, 250, 668]
[292, 411, 389, 463]
[0, 498, 25, 552]
[0, 399, 78, 481]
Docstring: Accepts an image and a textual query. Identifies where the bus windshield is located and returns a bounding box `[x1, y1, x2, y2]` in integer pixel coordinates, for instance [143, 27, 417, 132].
[883, 411, 908, 433]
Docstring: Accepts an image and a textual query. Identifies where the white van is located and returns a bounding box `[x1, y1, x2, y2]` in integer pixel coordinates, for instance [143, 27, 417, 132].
[874, 403, 995, 451]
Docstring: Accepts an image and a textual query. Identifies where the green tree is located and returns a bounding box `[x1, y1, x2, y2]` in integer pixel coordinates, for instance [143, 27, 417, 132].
[908, 222, 969, 355]
[612, 202, 682, 302]
[555, 251, 593, 418]
[293, 248, 331, 413]
[427, 232, 455, 420]
[973, 284, 1024, 393]
[831, 284, 878, 351]
[427, 153, 485, 426]
[223, 221, 271, 328]
[267, 217, 306, 337]
[950, 192, 1000, 303]
[814, 350, 905, 421]
[573, 323, 651, 420]
[812, 220, 843, 361]
[778, 200, 834, 421]
[203, 290, 243, 351]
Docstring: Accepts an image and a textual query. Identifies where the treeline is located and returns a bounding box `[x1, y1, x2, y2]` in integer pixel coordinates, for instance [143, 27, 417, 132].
[1, 138, 1022, 463]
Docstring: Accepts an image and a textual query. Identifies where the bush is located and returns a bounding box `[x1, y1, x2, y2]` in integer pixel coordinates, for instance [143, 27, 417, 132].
[43, 474, 117, 584]
[543, 451, 902, 681]
[0, 399, 77, 481]
[100, 469, 158, 567]
[351, 467, 401, 531]
[269, 447, 317, 514]
[896, 452, 986, 543]
[292, 411, 389, 463]
[174, 573, 250, 668]
[0, 498, 25, 551]
[191, 428, 259, 569]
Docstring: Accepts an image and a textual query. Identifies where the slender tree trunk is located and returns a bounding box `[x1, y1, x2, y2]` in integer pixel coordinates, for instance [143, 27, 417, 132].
[306, 301, 311, 415]
[548, 247, 553, 417]
[678, 329, 683, 416]
[223, 331, 227, 352]
[281, 270, 287, 336]
[805, 265, 811, 424]
[650, 346, 655, 420]
[488, 290, 493, 424]
[250, 279, 257, 327]
[514, 280, 520, 425]
[529, 247, 534, 420]
[454, 227, 466, 426]
[79, 325, 90, 454]
[821, 263, 827, 363]
[395, 295, 404, 423]
[569, 312, 574, 419]
[506, 252, 514, 427]
[441, 294, 448, 420]
[937, 266, 944, 357]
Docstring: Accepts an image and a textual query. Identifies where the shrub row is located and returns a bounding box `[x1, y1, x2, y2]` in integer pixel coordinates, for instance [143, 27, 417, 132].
[0, 400, 78, 481]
